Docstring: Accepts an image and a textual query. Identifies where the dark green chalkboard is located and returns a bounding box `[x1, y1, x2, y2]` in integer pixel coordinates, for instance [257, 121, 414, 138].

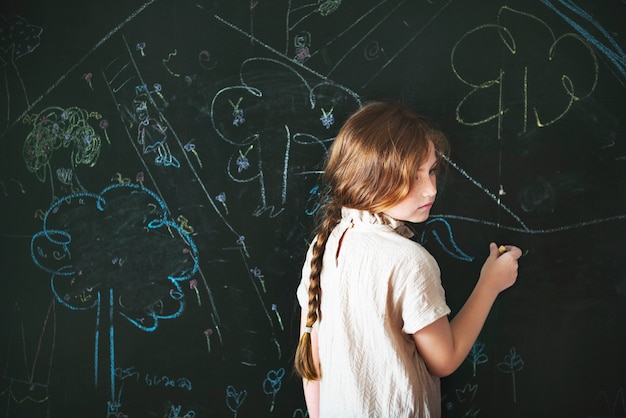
[1, 1, 625, 417]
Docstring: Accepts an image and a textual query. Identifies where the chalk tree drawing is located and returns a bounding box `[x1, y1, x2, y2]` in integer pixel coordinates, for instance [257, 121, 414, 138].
[467, 340, 489, 377]
[22, 106, 103, 196]
[497, 347, 525, 403]
[29, 183, 199, 414]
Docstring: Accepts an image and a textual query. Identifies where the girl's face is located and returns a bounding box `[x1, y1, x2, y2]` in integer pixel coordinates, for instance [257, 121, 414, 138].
[384, 144, 438, 223]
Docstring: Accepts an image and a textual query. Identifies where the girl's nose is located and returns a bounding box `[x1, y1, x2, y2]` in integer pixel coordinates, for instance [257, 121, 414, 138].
[422, 176, 437, 197]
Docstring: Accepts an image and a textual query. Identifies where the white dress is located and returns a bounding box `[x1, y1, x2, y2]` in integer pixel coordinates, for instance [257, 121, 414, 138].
[297, 208, 451, 418]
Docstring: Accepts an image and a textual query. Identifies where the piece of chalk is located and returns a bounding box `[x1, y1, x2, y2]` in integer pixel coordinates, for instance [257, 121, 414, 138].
[498, 245, 507, 254]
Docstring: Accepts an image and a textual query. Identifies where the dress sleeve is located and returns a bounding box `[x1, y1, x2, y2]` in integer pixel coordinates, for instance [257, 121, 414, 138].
[399, 247, 451, 335]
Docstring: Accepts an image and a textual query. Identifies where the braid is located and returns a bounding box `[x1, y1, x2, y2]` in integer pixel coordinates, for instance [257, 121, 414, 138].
[294, 200, 341, 380]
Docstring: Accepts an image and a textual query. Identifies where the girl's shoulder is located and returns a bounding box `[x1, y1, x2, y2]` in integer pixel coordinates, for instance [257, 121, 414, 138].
[351, 222, 432, 260]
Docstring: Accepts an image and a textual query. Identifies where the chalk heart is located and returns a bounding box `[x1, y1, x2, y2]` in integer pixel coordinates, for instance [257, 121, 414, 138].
[226, 386, 247, 410]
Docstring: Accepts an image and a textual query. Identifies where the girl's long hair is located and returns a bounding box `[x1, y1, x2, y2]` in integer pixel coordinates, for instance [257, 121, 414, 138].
[294, 100, 449, 380]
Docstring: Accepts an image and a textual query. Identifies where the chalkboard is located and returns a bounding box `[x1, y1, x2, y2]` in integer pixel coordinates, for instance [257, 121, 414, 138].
[1, 1, 625, 417]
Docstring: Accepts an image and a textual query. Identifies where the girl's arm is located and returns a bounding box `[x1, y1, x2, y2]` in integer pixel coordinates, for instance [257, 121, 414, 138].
[300, 309, 320, 418]
[412, 242, 522, 377]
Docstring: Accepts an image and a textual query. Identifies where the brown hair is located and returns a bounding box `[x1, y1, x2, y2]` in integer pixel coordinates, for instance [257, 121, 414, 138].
[294, 100, 449, 380]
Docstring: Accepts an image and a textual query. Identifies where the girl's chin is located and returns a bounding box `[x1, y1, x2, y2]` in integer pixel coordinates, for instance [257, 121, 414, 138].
[405, 213, 430, 224]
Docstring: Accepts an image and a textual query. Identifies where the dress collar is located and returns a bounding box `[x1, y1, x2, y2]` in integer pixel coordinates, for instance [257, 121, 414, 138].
[340, 207, 414, 238]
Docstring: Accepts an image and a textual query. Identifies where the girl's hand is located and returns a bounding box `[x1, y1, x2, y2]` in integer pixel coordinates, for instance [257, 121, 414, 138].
[478, 243, 522, 295]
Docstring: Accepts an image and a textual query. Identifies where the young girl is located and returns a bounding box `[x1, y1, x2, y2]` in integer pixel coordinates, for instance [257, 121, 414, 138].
[294, 101, 522, 417]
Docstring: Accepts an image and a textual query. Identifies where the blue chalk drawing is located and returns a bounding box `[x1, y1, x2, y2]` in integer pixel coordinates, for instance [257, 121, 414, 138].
[467, 340, 489, 377]
[497, 347, 525, 403]
[417, 217, 475, 262]
[225, 385, 247, 418]
[262, 367, 285, 412]
[30, 182, 199, 414]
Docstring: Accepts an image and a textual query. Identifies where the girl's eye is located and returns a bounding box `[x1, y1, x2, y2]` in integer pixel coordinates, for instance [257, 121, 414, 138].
[429, 166, 439, 175]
